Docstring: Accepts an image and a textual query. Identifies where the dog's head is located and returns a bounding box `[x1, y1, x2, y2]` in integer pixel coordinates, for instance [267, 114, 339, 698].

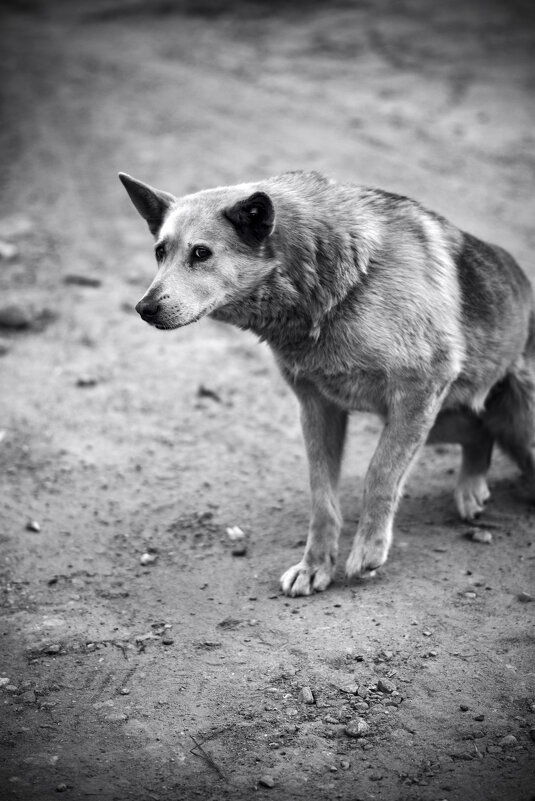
[119, 173, 276, 330]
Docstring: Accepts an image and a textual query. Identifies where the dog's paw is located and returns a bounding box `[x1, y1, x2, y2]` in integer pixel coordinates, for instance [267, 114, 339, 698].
[280, 556, 335, 597]
[455, 474, 490, 520]
[345, 534, 390, 579]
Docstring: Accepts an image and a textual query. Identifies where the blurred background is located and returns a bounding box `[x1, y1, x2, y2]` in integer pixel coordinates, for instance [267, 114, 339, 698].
[1, 1, 535, 799]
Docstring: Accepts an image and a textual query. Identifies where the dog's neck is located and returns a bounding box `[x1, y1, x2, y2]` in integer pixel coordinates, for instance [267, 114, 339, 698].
[212, 207, 369, 352]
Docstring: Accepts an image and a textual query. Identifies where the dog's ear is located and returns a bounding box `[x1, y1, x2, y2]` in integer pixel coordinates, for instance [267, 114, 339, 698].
[224, 191, 275, 246]
[119, 173, 176, 236]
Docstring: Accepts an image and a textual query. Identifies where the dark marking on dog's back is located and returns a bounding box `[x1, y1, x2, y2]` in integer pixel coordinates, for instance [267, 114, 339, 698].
[455, 232, 531, 326]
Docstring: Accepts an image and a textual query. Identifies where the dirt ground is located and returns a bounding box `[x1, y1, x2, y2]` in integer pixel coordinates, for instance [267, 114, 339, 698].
[1, 1, 534, 799]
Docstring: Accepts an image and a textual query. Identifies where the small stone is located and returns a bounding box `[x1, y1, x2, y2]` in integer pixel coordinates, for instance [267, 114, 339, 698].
[339, 683, 359, 695]
[473, 714, 485, 722]
[299, 686, 315, 704]
[0, 677, 10, 687]
[345, 718, 370, 738]
[21, 690, 35, 704]
[422, 630, 432, 637]
[105, 712, 128, 723]
[286, 707, 298, 717]
[486, 745, 503, 754]
[518, 592, 533, 603]
[469, 529, 493, 544]
[140, 552, 158, 566]
[499, 734, 517, 749]
[119, 688, 130, 695]
[528, 728, 535, 743]
[0, 241, 18, 260]
[463, 591, 477, 599]
[0, 304, 32, 329]
[231, 544, 247, 557]
[76, 376, 98, 388]
[26, 520, 41, 532]
[324, 715, 339, 724]
[258, 775, 275, 788]
[340, 759, 350, 770]
[357, 686, 369, 699]
[44, 644, 61, 655]
[162, 637, 174, 646]
[460, 704, 470, 712]
[226, 525, 245, 541]
[55, 784, 68, 793]
[377, 678, 396, 694]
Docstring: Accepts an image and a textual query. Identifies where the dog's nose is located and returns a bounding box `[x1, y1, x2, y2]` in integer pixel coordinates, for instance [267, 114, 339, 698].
[135, 297, 160, 321]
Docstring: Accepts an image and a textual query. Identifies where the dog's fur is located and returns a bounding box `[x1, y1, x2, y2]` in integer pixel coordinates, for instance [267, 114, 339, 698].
[120, 170, 535, 596]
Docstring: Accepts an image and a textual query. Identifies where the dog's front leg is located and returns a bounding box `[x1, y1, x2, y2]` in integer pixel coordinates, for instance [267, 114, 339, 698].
[280, 380, 348, 596]
[346, 381, 452, 578]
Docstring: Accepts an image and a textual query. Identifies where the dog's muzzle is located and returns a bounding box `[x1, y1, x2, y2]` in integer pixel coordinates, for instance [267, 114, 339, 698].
[135, 297, 160, 323]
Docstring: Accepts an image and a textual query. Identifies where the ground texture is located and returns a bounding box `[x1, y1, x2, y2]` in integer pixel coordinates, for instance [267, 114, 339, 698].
[1, 1, 534, 799]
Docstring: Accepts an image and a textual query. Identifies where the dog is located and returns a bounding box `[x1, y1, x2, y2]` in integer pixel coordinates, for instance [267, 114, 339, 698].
[119, 169, 535, 596]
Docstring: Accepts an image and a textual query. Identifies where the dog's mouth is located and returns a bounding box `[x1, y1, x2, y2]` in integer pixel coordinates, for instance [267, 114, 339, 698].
[152, 303, 219, 331]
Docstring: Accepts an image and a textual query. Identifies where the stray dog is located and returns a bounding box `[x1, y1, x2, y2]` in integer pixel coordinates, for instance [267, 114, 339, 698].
[119, 170, 535, 596]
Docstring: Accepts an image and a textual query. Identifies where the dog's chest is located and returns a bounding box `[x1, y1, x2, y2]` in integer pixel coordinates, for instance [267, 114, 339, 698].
[281, 356, 388, 414]
[314, 370, 388, 413]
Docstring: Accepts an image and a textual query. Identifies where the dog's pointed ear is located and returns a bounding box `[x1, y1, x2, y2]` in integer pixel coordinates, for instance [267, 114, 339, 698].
[119, 172, 176, 236]
[224, 191, 275, 246]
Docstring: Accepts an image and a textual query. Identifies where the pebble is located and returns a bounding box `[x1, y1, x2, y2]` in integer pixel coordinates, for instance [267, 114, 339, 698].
[518, 592, 533, 603]
[119, 688, 130, 695]
[460, 704, 470, 712]
[0, 304, 33, 329]
[499, 734, 517, 749]
[0, 677, 10, 687]
[340, 760, 350, 770]
[139, 552, 158, 566]
[469, 529, 493, 544]
[55, 784, 68, 793]
[258, 775, 275, 788]
[345, 718, 370, 738]
[340, 683, 359, 695]
[105, 712, 128, 723]
[377, 678, 396, 694]
[44, 644, 61, 654]
[162, 637, 174, 646]
[324, 715, 339, 724]
[354, 702, 369, 714]
[473, 714, 485, 722]
[76, 376, 98, 388]
[357, 686, 369, 699]
[529, 728, 535, 743]
[226, 525, 247, 556]
[299, 686, 315, 704]
[0, 241, 18, 260]
[26, 520, 41, 533]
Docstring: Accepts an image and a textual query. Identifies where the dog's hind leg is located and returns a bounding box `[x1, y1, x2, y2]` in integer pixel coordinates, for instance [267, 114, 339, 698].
[280, 379, 347, 597]
[428, 410, 493, 520]
[482, 361, 535, 484]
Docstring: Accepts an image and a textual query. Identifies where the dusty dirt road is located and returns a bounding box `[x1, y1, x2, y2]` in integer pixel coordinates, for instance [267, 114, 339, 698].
[1, 1, 534, 799]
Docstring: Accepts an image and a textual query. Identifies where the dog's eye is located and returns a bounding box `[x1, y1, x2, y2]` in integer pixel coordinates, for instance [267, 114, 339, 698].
[192, 245, 212, 262]
[155, 244, 166, 262]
